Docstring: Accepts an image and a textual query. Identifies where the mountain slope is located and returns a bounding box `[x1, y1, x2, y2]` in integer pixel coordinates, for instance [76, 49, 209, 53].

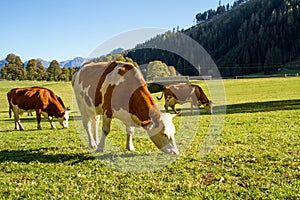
[126, 0, 300, 77]
[186, 0, 300, 76]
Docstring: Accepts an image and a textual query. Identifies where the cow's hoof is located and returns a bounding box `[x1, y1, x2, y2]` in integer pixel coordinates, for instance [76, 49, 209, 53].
[126, 146, 135, 152]
[95, 148, 104, 153]
[126, 147, 136, 152]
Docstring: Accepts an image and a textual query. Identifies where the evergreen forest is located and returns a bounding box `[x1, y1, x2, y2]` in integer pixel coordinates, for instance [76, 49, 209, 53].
[126, 0, 300, 77]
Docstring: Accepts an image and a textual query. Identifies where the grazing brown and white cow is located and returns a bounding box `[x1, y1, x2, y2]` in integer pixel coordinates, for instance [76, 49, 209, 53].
[72, 61, 179, 154]
[7, 87, 69, 130]
[157, 83, 213, 114]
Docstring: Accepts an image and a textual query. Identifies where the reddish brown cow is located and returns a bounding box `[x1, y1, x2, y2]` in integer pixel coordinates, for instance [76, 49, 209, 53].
[157, 83, 213, 114]
[7, 87, 69, 130]
[72, 61, 179, 154]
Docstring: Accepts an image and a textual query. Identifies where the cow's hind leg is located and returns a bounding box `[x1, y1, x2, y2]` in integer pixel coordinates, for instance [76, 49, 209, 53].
[12, 106, 24, 131]
[36, 109, 43, 130]
[96, 116, 111, 152]
[15, 120, 24, 131]
[92, 115, 100, 146]
[168, 99, 179, 114]
[169, 100, 178, 114]
[126, 126, 135, 151]
[164, 99, 170, 112]
[170, 105, 178, 114]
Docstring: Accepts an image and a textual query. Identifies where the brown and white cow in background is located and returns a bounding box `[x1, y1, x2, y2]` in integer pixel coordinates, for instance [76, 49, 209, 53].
[72, 61, 179, 154]
[7, 87, 69, 130]
[157, 83, 213, 114]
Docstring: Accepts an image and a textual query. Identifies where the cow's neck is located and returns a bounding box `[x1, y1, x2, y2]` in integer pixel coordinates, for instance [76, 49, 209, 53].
[200, 95, 209, 104]
[47, 101, 65, 117]
[129, 86, 162, 125]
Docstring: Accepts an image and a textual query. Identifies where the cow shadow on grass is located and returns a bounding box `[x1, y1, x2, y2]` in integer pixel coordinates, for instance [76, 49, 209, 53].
[161, 108, 210, 116]
[96, 152, 152, 160]
[0, 148, 94, 164]
[2, 117, 37, 122]
[161, 99, 300, 116]
[222, 99, 300, 114]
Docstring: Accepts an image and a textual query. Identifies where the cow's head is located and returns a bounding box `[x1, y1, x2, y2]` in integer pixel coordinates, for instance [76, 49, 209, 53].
[57, 111, 69, 128]
[144, 113, 179, 155]
[204, 100, 213, 114]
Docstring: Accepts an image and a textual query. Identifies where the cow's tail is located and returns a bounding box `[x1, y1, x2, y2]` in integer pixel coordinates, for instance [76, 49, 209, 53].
[7, 93, 12, 118]
[156, 91, 164, 100]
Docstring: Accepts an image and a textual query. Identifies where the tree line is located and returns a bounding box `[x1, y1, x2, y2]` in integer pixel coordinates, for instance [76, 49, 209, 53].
[0, 53, 178, 81]
[91, 53, 177, 80]
[196, 0, 249, 24]
[0, 53, 78, 81]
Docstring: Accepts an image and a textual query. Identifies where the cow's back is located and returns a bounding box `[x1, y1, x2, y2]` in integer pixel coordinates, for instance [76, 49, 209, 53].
[72, 62, 115, 108]
[8, 87, 65, 114]
[8, 87, 41, 110]
[166, 84, 194, 101]
[73, 61, 156, 121]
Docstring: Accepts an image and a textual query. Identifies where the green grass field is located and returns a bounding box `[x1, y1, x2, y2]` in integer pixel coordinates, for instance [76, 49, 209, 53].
[0, 78, 299, 199]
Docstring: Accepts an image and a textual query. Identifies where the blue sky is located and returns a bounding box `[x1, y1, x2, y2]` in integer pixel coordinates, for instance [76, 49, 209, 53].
[0, 0, 234, 61]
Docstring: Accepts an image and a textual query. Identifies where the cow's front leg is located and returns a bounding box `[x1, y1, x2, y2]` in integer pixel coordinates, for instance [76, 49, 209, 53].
[48, 116, 56, 129]
[126, 126, 135, 151]
[97, 116, 111, 152]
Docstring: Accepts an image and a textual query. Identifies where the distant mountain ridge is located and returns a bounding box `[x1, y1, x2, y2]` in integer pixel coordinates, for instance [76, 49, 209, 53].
[59, 57, 85, 68]
[110, 48, 124, 54]
[0, 57, 85, 69]
[0, 59, 7, 68]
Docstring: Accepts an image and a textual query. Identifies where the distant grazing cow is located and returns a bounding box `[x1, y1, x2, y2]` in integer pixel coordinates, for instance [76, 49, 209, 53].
[157, 83, 213, 114]
[72, 61, 179, 154]
[7, 87, 69, 130]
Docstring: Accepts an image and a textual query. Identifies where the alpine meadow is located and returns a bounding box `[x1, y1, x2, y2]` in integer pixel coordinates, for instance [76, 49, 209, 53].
[0, 77, 299, 199]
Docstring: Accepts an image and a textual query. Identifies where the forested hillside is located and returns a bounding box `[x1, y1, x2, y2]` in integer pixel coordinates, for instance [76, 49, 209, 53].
[126, 0, 300, 77]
